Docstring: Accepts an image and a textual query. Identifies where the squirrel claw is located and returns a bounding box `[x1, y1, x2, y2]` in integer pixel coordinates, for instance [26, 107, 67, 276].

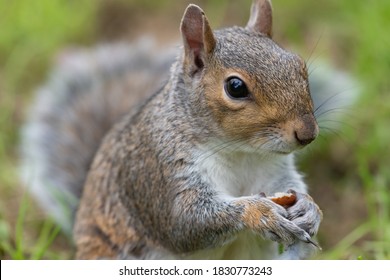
[305, 237, 322, 250]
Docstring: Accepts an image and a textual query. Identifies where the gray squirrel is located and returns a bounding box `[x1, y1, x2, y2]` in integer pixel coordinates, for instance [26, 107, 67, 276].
[20, 0, 356, 259]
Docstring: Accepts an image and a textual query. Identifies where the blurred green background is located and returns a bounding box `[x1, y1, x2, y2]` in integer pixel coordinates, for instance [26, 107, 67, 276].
[0, 0, 389, 259]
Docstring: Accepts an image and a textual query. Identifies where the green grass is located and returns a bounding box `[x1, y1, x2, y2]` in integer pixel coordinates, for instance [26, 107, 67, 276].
[0, 0, 97, 259]
[0, 0, 389, 259]
[0, 194, 61, 260]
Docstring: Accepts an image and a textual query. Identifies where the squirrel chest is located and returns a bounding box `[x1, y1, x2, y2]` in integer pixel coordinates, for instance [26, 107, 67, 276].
[196, 149, 303, 198]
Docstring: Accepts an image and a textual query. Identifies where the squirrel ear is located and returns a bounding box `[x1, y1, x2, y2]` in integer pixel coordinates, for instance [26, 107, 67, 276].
[180, 4, 216, 74]
[246, 0, 273, 38]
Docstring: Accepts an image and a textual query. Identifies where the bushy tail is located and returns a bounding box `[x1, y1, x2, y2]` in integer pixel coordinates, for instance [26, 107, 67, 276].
[20, 39, 175, 235]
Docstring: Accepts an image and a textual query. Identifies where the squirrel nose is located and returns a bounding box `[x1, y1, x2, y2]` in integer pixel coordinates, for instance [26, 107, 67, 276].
[294, 130, 316, 146]
[294, 114, 319, 146]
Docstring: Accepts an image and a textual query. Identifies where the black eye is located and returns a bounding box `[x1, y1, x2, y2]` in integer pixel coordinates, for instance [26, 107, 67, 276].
[224, 77, 250, 99]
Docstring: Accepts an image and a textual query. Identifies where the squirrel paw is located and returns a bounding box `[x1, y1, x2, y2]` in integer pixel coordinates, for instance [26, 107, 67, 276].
[285, 189, 323, 237]
[246, 196, 316, 246]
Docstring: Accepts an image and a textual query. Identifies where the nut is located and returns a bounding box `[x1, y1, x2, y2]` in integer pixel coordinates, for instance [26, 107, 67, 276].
[269, 192, 297, 207]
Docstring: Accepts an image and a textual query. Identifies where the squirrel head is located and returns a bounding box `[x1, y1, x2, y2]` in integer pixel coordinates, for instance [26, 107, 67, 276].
[179, 0, 318, 155]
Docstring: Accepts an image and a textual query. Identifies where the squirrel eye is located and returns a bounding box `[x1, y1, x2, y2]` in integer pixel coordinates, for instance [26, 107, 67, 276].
[224, 77, 250, 99]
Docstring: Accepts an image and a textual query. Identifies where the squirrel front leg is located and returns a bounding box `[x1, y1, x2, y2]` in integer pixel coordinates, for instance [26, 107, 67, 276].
[167, 186, 315, 255]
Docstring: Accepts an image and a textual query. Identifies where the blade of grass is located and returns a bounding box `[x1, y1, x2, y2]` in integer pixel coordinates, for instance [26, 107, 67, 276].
[31, 219, 61, 260]
[13, 192, 29, 259]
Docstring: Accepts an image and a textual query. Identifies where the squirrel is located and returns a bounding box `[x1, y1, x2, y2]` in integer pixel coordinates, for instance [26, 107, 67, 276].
[20, 0, 331, 259]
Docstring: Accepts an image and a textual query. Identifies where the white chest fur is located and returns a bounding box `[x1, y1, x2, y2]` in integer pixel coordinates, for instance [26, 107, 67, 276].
[197, 151, 305, 198]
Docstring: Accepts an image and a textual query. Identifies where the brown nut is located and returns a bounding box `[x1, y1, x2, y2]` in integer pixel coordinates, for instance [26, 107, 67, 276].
[269, 192, 297, 208]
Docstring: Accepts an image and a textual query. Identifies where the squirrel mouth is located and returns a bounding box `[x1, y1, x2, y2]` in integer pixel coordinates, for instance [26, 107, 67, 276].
[265, 142, 304, 155]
